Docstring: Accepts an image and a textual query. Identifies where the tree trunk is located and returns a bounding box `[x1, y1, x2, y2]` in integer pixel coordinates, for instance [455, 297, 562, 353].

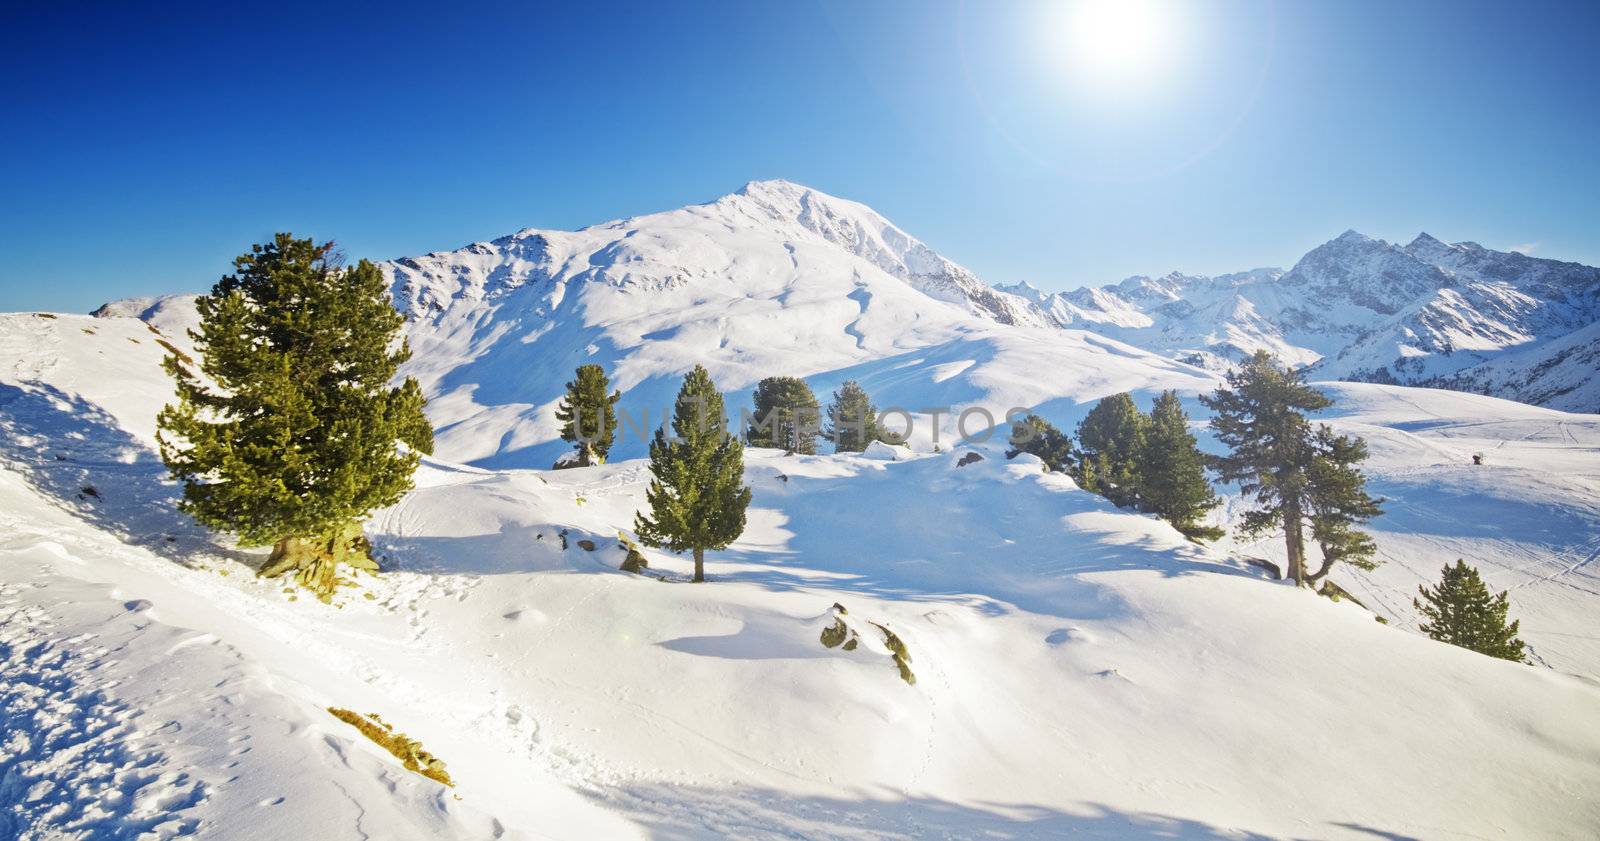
[693, 547, 705, 583]
[258, 522, 379, 601]
[1305, 546, 1334, 585]
[1283, 499, 1306, 587]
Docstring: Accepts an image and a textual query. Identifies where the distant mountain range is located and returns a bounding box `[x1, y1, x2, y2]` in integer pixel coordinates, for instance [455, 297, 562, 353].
[94, 180, 1600, 470]
[997, 229, 1600, 412]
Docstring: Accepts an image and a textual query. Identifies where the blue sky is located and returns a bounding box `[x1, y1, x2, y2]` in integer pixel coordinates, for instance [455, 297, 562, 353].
[3, 0, 1597, 313]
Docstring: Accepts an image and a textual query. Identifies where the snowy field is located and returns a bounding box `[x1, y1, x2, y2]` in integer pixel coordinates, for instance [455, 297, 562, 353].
[4, 306, 1600, 839]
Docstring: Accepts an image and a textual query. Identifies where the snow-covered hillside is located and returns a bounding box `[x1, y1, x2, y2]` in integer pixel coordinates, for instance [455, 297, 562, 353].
[4, 311, 1600, 839]
[379, 179, 1214, 468]
[1017, 231, 1600, 412]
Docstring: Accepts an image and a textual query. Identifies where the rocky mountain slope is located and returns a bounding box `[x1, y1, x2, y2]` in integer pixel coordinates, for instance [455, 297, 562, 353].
[1015, 231, 1600, 411]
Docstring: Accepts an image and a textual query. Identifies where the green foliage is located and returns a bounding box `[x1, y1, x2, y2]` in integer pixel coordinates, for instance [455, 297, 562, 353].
[1414, 560, 1526, 662]
[1075, 393, 1149, 508]
[1201, 351, 1380, 586]
[553, 363, 621, 466]
[156, 234, 433, 594]
[635, 366, 752, 582]
[747, 376, 821, 454]
[1137, 391, 1222, 540]
[1005, 413, 1076, 473]
[825, 379, 879, 453]
[1304, 426, 1384, 582]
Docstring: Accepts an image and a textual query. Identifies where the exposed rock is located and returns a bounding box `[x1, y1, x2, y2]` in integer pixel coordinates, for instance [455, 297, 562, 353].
[1243, 556, 1281, 580]
[956, 451, 984, 467]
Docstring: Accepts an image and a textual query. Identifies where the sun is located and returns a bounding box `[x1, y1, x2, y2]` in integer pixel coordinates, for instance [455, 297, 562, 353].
[1054, 0, 1179, 89]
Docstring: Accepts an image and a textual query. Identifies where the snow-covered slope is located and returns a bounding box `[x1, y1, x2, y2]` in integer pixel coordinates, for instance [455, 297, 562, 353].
[4, 311, 1600, 839]
[377, 179, 1211, 467]
[1014, 232, 1600, 411]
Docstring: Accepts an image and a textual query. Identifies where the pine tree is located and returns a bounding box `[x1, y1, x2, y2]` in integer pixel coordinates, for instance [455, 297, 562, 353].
[825, 380, 879, 453]
[1005, 413, 1077, 473]
[1304, 425, 1384, 584]
[1076, 393, 1149, 508]
[1414, 560, 1526, 662]
[1138, 391, 1222, 540]
[747, 376, 821, 455]
[553, 364, 621, 466]
[635, 366, 752, 582]
[1201, 351, 1380, 587]
[157, 234, 434, 599]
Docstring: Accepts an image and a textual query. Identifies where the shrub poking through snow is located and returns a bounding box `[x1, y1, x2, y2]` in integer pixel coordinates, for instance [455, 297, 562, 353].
[870, 622, 916, 686]
[818, 605, 916, 685]
[819, 603, 859, 650]
[618, 531, 650, 573]
[327, 708, 453, 787]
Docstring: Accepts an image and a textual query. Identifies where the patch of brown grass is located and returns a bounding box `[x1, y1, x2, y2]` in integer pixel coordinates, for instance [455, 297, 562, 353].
[327, 707, 453, 786]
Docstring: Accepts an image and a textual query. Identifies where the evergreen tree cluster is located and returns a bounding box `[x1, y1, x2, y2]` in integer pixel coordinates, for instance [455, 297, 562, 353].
[746, 376, 889, 454]
[1414, 560, 1526, 662]
[1005, 391, 1221, 540]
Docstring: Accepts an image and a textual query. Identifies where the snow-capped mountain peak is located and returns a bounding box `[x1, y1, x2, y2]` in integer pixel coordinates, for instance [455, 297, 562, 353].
[991, 229, 1599, 411]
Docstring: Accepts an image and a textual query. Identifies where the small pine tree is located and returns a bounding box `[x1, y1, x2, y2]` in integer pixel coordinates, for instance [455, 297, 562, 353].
[635, 366, 752, 582]
[1137, 391, 1222, 540]
[157, 234, 434, 599]
[825, 380, 879, 453]
[1414, 560, 1526, 662]
[1005, 414, 1076, 473]
[747, 376, 821, 455]
[1076, 393, 1149, 508]
[553, 364, 621, 466]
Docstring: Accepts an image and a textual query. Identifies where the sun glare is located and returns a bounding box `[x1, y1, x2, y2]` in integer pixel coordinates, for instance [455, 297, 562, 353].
[1054, 0, 1179, 91]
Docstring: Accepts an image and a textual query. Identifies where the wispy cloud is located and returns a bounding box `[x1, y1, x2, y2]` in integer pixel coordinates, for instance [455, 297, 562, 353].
[1508, 242, 1540, 255]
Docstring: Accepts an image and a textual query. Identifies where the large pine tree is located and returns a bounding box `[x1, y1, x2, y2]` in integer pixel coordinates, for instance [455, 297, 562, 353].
[157, 234, 433, 599]
[1138, 390, 1222, 540]
[747, 376, 821, 455]
[1076, 393, 1149, 508]
[635, 366, 752, 582]
[1414, 560, 1526, 662]
[1201, 351, 1380, 587]
[1005, 413, 1077, 474]
[553, 363, 621, 466]
[825, 379, 879, 453]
